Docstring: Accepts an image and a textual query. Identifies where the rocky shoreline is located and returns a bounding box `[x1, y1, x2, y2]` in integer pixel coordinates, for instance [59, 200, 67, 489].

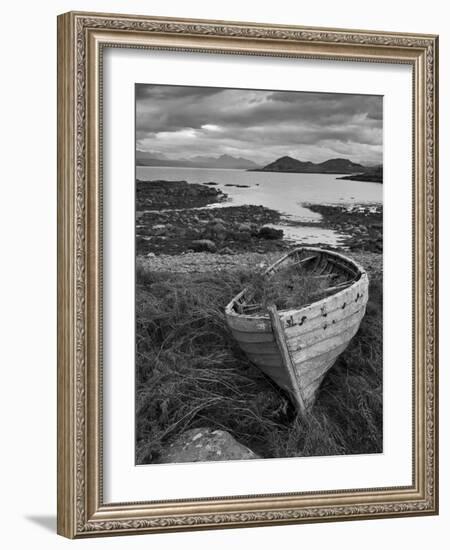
[136, 179, 226, 209]
[303, 203, 383, 253]
[337, 173, 382, 183]
[136, 179, 383, 256]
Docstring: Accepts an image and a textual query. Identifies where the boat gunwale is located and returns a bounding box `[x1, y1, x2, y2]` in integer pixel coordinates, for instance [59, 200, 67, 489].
[224, 247, 368, 322]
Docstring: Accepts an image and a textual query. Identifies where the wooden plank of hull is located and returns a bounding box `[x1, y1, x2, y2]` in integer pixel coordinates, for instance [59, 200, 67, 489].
[290, 322, 361, 365]
[230, 329, 275, 344]
[226, 314, 272, 333]
[283, 300, 366, 341]
[294, 342, 348, 389]
[303, 374, 328, 407]
[286, 307, 366, 354]
[236, 340, 280, 355]
[246, 352, 282, 368]
[252, 361, 292, 394]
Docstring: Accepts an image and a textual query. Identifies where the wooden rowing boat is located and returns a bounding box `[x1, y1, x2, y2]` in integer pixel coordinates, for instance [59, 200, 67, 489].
[225, 247, 369, 414]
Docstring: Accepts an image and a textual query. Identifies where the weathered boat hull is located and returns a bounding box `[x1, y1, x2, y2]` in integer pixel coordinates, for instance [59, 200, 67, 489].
[225, 247, 369, 409]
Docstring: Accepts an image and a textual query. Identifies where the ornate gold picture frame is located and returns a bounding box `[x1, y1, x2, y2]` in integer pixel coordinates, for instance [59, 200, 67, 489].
[57, 11, 438, 538]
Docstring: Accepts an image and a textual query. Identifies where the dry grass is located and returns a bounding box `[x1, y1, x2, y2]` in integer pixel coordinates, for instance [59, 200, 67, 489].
[244, 264, 348, 314]
[135, 263, 382, 464]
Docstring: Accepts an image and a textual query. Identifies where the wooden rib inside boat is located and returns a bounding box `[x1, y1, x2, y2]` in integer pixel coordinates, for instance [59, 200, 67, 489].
[225, 247, 369, 413]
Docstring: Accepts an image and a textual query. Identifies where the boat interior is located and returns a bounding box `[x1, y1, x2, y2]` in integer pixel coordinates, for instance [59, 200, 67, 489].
[230, 248, 363, 315]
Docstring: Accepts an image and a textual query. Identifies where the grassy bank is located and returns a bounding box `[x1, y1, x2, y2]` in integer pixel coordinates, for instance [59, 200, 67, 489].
[136, 256, 383, 464]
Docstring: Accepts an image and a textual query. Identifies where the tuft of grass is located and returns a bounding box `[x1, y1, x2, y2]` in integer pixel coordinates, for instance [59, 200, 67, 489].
[135, 263, 382, 464]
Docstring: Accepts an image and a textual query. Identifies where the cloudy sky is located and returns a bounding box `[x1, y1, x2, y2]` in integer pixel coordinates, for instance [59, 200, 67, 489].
[136, 84, 383, 166]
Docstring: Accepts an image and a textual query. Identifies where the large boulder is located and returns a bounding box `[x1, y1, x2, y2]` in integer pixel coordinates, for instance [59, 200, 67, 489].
[158, 428, 259, 464]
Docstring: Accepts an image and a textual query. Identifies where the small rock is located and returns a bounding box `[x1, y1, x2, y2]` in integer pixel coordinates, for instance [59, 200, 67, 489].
[219, 247, 234, 255]
[205, 222, 227, 241]
[237, 222, 251, 232]
[187, 228, 201, 238]
[152, 224, 167, 236]
[158, 428, 259, 464]
[225, 184, 250, 188]
[258, 226, 284, 240]
[191, 239, 217, 253]
[234, 230, 251, 242]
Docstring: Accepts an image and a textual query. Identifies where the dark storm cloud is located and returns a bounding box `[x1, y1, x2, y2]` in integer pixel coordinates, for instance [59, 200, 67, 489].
[136, 84, 223, 101]
[136, 84, 383, 165]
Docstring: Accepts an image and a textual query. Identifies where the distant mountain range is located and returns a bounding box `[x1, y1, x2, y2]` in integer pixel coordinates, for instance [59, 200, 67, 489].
[136, 151, 383, 182]
[136, 151, 260, 170]
[252, 155, 367, 174]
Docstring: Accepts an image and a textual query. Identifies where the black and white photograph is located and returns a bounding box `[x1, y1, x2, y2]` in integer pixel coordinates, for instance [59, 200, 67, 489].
[135, 84, 383, 465]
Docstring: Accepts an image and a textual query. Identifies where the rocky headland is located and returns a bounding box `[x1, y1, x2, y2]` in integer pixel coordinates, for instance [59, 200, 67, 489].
[337, 165, 383, 183]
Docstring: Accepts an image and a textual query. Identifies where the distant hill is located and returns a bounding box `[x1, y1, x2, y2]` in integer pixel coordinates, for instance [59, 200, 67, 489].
[189, 154, 260, 169]
[256, 156, 316, 173]
[316, 158, 366, 173]
[252, 155, 366, 174]
[136, 151, 260, 170]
